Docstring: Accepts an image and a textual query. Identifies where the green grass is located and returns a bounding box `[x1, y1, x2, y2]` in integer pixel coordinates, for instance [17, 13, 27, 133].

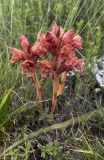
[0, 0, 104, 159]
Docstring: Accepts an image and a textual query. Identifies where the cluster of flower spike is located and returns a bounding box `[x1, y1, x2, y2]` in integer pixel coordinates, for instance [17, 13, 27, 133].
[9, 21, 84, 77]
[9, 21, 84, 113]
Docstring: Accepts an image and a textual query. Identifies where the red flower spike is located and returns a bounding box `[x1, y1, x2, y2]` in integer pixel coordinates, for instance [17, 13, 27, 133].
[38, 60, 54, 78]
[19, 34, 30, 53]
[9, 34, 40, 75]
[38, 22, 64, 56]
[9, 34, 43, 112]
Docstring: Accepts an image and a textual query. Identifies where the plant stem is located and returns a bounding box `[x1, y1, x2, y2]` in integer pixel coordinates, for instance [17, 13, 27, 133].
[31, 75, 42, 112]
[58, 71, 67, 96]
[51, 73, 59, 113]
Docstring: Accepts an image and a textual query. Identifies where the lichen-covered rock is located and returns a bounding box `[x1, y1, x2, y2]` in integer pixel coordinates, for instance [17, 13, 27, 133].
[93, 57, 104, 89]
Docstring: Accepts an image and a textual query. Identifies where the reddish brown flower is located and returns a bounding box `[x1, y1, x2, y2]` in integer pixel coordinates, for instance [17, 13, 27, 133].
[10, 35, 30, 62]
[58, 57, 84, 74]
[51, 21, 59, 35]
[38, 32, 58, 53]
[46, 32, 58, 46]
[72, 35, 82, 49]
[38, 60, 54, 78]
[51, 21, 64, 38]
[9, 48, 23, 63]
[19, 34, 30, 53]
[62, 29, 75, 44]
[20, 60, 36, 74]
[38, 33, 50, 51]
[37, 21, 84, 76]
[31, 42, 47, 56]
[37, 22, 64, 56]
[62, 29, 82, 49]
[57, 44, 74, 64]
[37, 21, 82, 58]
[9, 34, 40, 74]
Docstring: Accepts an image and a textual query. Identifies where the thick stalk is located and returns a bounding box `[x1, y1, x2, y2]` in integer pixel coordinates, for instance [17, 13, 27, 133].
[31, 75, 42, 112]
[58, 71, 67, 96]
[51, 73, 59, 113]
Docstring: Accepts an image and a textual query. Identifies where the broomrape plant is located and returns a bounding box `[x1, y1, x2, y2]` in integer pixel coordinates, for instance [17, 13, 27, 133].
[9, 21, 84, 113]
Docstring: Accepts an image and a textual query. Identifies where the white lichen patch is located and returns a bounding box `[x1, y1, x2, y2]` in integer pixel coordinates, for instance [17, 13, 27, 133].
[93, 57, 104, 89]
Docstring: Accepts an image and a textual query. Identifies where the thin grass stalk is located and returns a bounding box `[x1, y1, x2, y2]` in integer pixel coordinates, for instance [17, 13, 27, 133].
[31, 75, 42, 112]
